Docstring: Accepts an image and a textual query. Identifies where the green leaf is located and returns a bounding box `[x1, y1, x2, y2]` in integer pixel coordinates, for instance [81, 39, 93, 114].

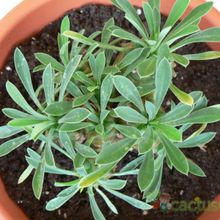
[143, 3, 154, 36]
[59, 122, 93, 132]
[59, 55, 82, 101]
[67, 81, 83, 97]
[0, 126, 22, 139]
[59, 108, 90, 124]
[148, 0, 160, 10]
[168, 2, 213, 40]
[154, 124, 182, 142]
[112, 28, 144, 46]
[138, 150, 154, 191]
[64, 31, 124, 52]
[99, 179, 127, 190]
[100, 110, 110, 124]
[88, 189, 105, 220]
[167, 25, 200, 45]
[46, 185, 79, 211]
[79, 163, 115, 188]
[112, 0, 148, 39]
[164, 0, 190, 28]
[43, 64, 54, 105]
[100, 75, 113, 111]
[64, 31, 96, 45]
[60, 42, 70, 66]
[152, 8, 161, 38]
[6, 81, 47, 120]
[172, 53, 189, 67]
[14, 48, 42, 109]
[114, 106, 148, 124]
[137, 56, 156, 78]
[188, 159, 206, 177]
[35, 52, 65, 72]
[143, 162, 163, 202]
[172, 27, 220, 51]
[173, 105, 220, 125]
[114, 125, 141, 139]
[33, 64, 45, 73]
[176, 132, 216, 148]
[60, 15, 70, 47]
[72, 93, 94, 107]
[139, 127, 153, 154]
[2, 108, 30, 119]
[120, 156, 144, 172]
[95, 124, 104, 135]
[32, 154, 45, 199]
[158, 103, 193, 123]
[104, 187, 152, 210]
[185, 51, 220, 61]
[96, 188, 118, 214]
[96, 138, 136, 164]
[31, 121, 55, 140]
[154, 58, 172, 114]
[158, 133, 189, 175]
[89, 52, 106, 84]
[170, 84, 194, 106]
[75, 143, 97, 158]
[113, 76, 144, 111]
[101, 18, 115, 43]
[44, 101, 72, 116]
[59, 132, 76, 160]
[45, 129, 55, 166]
[145, 101, 156, 121]
[118, 48, 144, 69]
[0, 134, 29, 157]
[18, 165, 33, 184]
[8, 118, 46, 127]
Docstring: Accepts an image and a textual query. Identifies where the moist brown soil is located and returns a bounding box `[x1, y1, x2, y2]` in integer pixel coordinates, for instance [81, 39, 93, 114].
[1, 4, 220, 220]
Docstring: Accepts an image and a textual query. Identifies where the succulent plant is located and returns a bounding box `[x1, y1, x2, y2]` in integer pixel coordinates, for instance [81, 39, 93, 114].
[1, 0, 220, 219]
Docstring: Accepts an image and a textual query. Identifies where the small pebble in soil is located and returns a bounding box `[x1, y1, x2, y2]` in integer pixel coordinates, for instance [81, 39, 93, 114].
[180, 190, 184, 196]
[63, 213, 67, 219]
[45, 191, 50, 195]
[142, 210, 149, 216]
[58, 209, 61, 216]
[5, 66, 12, 71]
[137, 8, 142, 15]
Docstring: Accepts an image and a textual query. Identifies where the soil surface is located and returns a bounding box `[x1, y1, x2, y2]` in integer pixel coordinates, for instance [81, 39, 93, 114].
[1, 4, 220, 220]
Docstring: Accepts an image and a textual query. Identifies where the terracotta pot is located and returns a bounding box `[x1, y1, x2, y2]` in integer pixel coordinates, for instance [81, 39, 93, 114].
[0, 0, 220, 219]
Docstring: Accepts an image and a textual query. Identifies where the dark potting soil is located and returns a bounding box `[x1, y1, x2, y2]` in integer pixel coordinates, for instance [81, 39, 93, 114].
[1, 4, 220, 220]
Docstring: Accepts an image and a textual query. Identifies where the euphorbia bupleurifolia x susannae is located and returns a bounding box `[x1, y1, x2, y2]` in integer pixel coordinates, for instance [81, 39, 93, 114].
[1, 0, 220, 219]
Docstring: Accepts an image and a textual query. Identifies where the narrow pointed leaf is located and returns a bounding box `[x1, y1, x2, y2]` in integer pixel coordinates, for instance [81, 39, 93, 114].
[79, 163, 115, 188]
[59, 55, 82, 101]
[138, 150, 154, 191]
[6, 81, 47, 120]
[59, 107, 90, 124]
[32, 155, 45, 200]
[158, 133, 189, 175]
[0, 134, 29, 157]
[44, 101, 72, 116]
[35, 52, 64, 72]
[114, 106, 148, 124]
[154, 58, 172, 114]
[43, 64, 54, 105]
[170, 84, 194, 106]
[0, 126, 23, 139]
[14, 48, 42, 108]
[96, 138, 136, 164]
[113, 75, 144, 111]
[114, 125, 141, 139]
[100, 75, 113, 111]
